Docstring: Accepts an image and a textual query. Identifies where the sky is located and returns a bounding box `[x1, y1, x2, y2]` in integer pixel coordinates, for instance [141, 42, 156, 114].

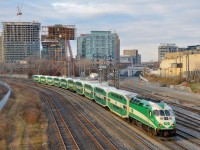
[0, 0, 200, 61]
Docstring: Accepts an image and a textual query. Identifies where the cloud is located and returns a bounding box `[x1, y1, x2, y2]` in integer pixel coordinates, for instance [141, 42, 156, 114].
[0, 0, 200, 61]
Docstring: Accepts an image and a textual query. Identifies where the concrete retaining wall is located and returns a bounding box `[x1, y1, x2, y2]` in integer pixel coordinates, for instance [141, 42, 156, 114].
[0, 81, 12, 111]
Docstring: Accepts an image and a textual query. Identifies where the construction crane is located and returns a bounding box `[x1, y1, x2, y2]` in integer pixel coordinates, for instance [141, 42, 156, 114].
[17, 0, 24, 16]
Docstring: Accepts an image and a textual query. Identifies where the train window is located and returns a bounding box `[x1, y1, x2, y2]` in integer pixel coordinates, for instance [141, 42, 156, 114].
[153, 110, 159, 116]
[165, 110, 170, 116]
[160, 110, 165, 116]
[138, 103, 143, 106]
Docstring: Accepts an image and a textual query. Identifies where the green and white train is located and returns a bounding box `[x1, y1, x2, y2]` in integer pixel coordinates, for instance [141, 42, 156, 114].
[33, 75, 176, 137]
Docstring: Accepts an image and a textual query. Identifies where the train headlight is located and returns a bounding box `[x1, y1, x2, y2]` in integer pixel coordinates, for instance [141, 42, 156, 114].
[159, 124, 162, 127]
[160, 117, 163, 120]
[172, 124, 175, 127]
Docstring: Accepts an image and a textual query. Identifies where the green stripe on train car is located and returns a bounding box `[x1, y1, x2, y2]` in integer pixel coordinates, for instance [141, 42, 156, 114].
[76, 82, 84, 95]
[108, 91, 128, 118]
[68, 80, 76, 91]
[40, 76, 47, 84]
[129, 103, 157, 129]
[47, 77, 54, 85]
[54, 78, 60, 87]
[60, 79, 67, 89]
[84, 84, 94, 99]
[94, 87, 107, 106]
[33, 76, 40, 83]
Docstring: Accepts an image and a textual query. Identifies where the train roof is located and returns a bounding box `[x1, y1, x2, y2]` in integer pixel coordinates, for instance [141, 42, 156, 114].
[135, 95, 161, 103]
[95, 84, 116, 91]
[33, 75, 42, 77]
[40, 75, 48, 78]
[109, 88, 138, 97]
[133, 95, 171, 110]
[64, 78, 73, 81]
[59, 77, 66, 80]
[69, 78, 80, 82]
[76, 80, 88, 84]
[84, 81, 100, 87]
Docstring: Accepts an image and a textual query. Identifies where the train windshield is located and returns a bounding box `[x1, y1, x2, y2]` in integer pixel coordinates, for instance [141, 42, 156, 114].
[165, 110, 170, 116]
[160, 110, 165, 116]
[153, 109, 173, 116]
[153, 110, 159, 116]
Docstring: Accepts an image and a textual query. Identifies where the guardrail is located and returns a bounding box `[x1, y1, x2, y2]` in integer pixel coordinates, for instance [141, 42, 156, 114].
[0, 81, 12, 111]
[139, 75, 148, 82]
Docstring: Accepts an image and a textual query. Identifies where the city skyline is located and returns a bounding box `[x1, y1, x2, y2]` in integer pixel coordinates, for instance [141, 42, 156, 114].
[0, 0, 200, 61]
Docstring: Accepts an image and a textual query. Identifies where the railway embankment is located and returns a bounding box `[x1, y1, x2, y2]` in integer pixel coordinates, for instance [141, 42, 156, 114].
[0, 80, 48, 150]
[144, 75, 200, 93]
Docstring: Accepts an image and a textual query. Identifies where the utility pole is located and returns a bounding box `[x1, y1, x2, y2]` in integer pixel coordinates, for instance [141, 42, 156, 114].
[112, 59, 120, 89]
[188, 54, 190, 81]
[84, 58, 86, 78]
[67, 57, 70, 77]
[10, 59, 13, 79]
[179, 51, 182, 79]
[64, 61, 66, 77]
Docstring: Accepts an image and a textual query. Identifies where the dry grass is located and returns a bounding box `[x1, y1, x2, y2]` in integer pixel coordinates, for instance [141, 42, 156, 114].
[145, 75, 184, 85]
[0, 80, 48, 150]
[189, 83, 200, 93]
[145, 75, 200, 93]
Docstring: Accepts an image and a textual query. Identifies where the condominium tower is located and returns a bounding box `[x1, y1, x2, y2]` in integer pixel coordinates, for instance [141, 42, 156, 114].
[158, 43, 178, 62]
[2, 21, 41, 63]
[77, 31, 120, 63]
[123, 49, 141, 65]
[0, 33, 2, 63]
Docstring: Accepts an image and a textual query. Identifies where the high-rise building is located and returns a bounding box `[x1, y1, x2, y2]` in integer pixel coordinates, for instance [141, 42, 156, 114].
[2, 21, 41, 63]
[158, 43, 178, 62]
[0, 33, 3, 63]
[77, 31, 120, 63]
[123, 49, 138, 56]
[122, 49, 141, 66]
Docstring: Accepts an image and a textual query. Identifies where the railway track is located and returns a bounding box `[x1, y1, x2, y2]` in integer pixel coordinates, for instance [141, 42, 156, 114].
[8, 78, 200, 149]
[33, 82, 200, 150]
[63, 95, 159, 149]
[31, 87, 80, 150]
[119, 82, 200, 149]
[32, 85, 117, 150]
[120, 80, 200, 114]
[38, 84, 171, 150]
[160, 140, 188, 150]
[54, 93, 117, 150]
